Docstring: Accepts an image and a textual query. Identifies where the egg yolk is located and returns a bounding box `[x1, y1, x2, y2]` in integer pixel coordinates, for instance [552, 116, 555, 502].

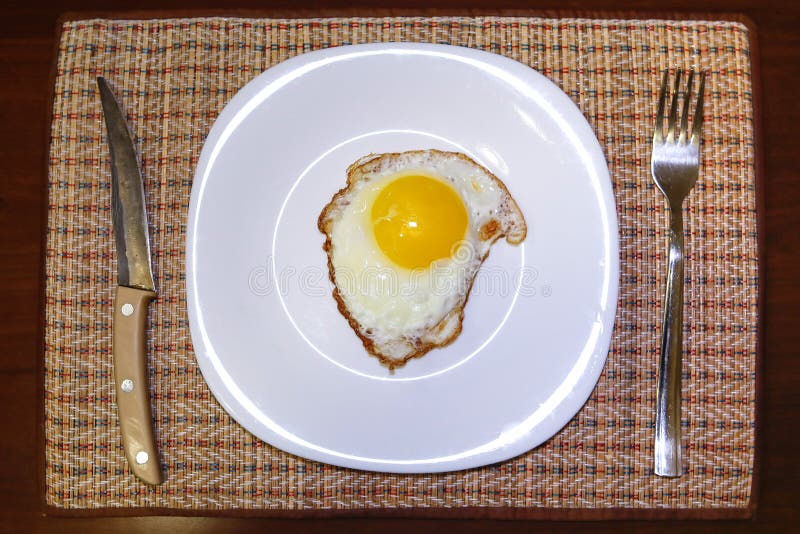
[371, 174, 468, 270]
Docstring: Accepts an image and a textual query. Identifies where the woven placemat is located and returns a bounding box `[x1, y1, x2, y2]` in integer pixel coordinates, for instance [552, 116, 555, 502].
[44, 16, 758, 516]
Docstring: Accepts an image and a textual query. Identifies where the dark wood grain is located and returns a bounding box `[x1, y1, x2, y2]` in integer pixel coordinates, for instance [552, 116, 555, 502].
[1, 0, 798, 531]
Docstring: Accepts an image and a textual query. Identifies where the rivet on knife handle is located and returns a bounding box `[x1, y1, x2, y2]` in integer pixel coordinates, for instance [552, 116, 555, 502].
[113, 285, 162, 485]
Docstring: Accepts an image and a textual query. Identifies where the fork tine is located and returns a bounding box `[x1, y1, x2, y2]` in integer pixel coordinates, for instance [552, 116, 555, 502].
[679, 70, 695, 143]
[691, 71, 706, 146]
[666, 70, 682, 142]
[654, 69, 668, 143]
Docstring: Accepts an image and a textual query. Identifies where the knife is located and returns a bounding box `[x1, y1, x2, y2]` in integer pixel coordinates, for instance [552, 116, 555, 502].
[98, 77, 162, 485]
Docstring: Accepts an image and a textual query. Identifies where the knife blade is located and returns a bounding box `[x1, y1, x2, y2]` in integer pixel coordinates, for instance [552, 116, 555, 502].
[98, 77, 162, 485]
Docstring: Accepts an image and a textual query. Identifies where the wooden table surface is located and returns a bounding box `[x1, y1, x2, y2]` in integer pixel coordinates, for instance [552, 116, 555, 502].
[2, 0, 798, 532]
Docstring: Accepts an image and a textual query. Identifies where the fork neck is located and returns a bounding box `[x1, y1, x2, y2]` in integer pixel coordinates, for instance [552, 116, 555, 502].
[668, 202, 684, 229]
[667, 205, 685, 265]
[668, 202, 685, 220]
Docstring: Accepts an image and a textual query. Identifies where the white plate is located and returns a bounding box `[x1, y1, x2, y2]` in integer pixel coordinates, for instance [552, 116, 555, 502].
[187, 43, 618, 473]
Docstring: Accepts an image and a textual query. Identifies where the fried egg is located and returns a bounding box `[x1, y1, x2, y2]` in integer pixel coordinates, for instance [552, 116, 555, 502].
[318, 149, 527, 370]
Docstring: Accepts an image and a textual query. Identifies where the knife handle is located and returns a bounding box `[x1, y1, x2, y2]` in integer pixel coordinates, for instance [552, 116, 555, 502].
[113, 285, 162, 485]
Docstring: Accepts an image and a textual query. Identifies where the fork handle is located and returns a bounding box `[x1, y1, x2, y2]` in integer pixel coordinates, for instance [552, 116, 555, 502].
[654, 206, 685, 477]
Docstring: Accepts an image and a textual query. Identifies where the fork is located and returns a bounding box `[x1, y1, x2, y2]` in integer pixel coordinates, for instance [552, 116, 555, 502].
[651, 68, 706, 478]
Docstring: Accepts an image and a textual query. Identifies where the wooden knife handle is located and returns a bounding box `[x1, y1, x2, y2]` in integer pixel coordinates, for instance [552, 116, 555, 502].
[113, 285, 162, 485]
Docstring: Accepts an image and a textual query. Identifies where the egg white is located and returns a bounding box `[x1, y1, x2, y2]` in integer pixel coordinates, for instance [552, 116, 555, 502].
[325, 151, 521, 361]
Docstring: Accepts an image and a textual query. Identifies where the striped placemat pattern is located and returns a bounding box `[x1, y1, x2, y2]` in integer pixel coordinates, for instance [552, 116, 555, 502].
[44, 16, 757, 513]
